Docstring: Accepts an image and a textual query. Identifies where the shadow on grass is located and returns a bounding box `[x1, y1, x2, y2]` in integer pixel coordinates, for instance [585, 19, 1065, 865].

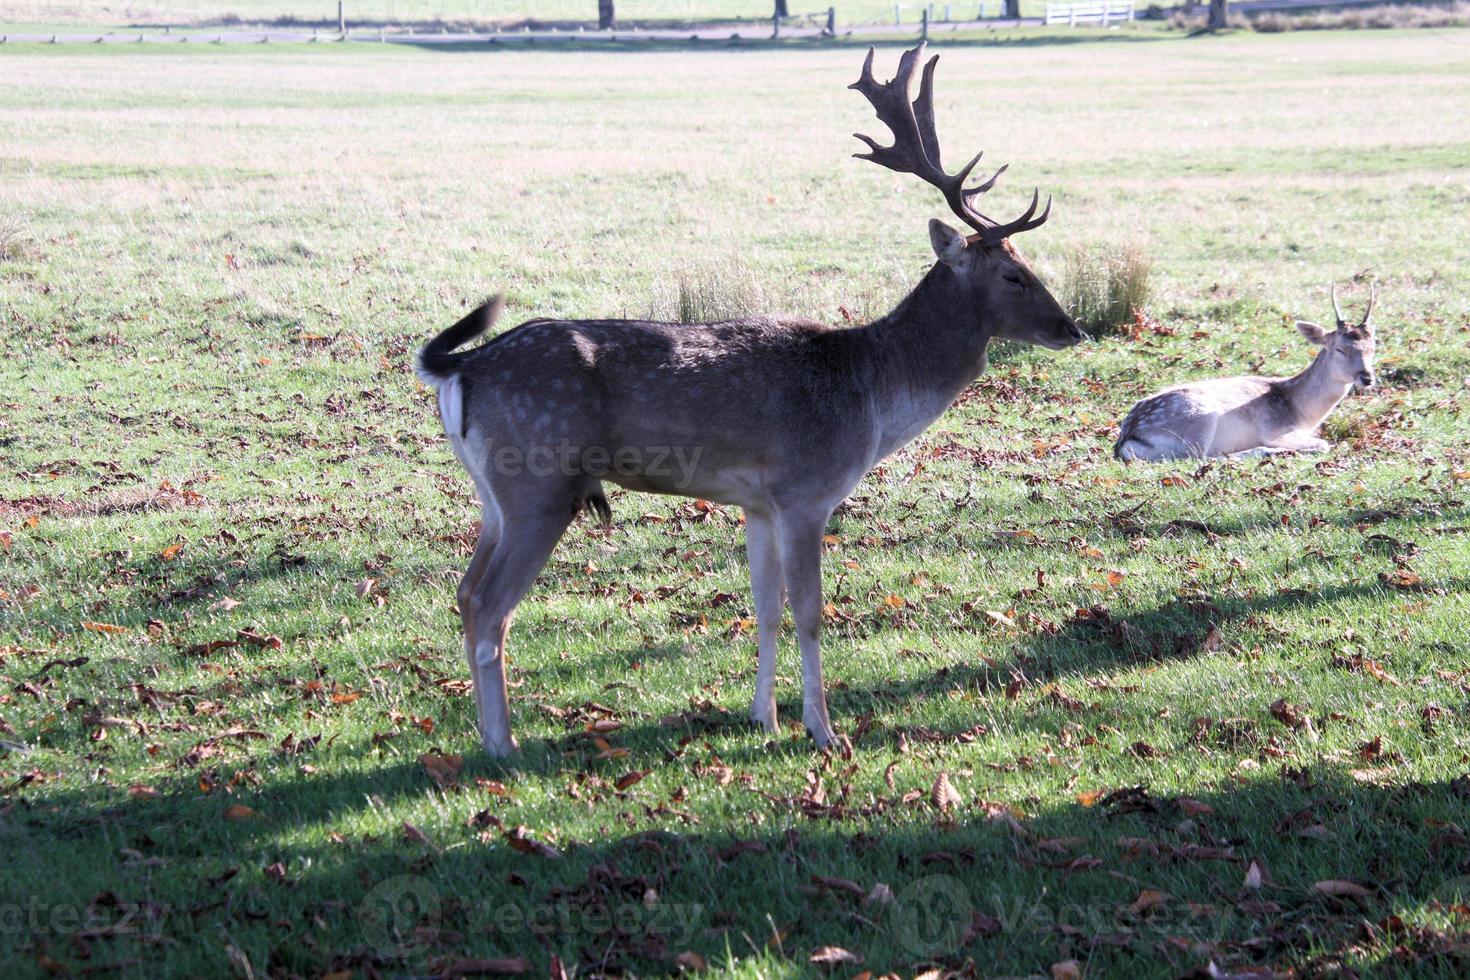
[8, 756, 1470, 976]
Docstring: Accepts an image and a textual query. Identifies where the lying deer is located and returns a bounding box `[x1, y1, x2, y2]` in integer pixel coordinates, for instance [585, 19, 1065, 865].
[417, 44, 1085, 755]
[1114, 285, 1377, 462]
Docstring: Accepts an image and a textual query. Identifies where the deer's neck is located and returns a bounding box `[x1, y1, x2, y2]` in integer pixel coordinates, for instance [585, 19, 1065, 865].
[1276, 349, 1349, 430]
[862, 263, 991, 460]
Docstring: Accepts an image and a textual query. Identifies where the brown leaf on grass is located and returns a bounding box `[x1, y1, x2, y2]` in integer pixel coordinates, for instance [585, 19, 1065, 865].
[616, 770, 649, 791]
[1128, 740, 1161, 759]
[504, 826, 562, 859]
[263, 861, 288, 884]
[1124, 890, 1169, 915]
[673, 951, 707, 971]
[209, 596, 241, 612]
[429, 957, 530, 976]
[1378, 569, 1422, 590]
[1178, 797, 1213, 816]
[222, 804, 258, 821]
[419, 751, 463, 789]
[1051, 960, 1082, 980]
[82, 621, 129, 634]
[355, 577, 377, 599]
[1357, 735, 1383, 761]
[1269, 699, 1307, 730]
[402, 821, 438, 849]
[160, 541, 183, 561]
[809, 946, 863, 967]
[811, 874, 866, 898]
[127, 784, 159, 799]
[931, 771, 962, 811]
[235, 629, 282, 650]
[1312, 879, 1371, 898]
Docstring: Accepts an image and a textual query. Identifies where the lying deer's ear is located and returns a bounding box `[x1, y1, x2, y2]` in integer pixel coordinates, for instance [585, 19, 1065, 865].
[1295, 320, 1329, 345]
[928, 219, 969, 269]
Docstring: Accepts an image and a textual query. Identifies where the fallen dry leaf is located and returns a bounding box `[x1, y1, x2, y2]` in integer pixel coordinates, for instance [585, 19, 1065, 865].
[1312, 879, 1371, 898]
[809, 946, 863, 967]
[420, 751, 464, 789]
[82, 621, 129, 635]
[616, 770, 649, 791]
[222, 804, 258, 821]
[673, 951, 707, 971]
[505, 826, 562, 859]
[1126, 889, 1169, 915]
[931, 771, 962, 811]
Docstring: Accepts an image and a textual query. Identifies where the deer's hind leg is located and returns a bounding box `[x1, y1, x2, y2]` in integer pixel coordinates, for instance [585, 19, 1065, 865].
[745, 509, 785, 734]
[462, 480, 577, 756]
[456, 491, 502, 730]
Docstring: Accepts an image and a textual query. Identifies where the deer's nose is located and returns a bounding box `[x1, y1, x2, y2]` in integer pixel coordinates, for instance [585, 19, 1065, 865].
[1356, 371, 1376, 388]
[1064, 319, 1088, 344]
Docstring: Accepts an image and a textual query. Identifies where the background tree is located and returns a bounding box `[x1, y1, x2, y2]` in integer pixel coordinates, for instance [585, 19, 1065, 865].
[598, 0, 616, 28]
[774, 0, 790, 16]
[1004, 0, 1020, 18]
[1207, 0, 1229, 27]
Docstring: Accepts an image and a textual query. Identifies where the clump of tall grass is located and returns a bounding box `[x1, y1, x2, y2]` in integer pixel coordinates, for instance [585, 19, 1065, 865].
[649, 261, 768, 324]
[1060, 243, 1152, 338]
[0, 214, 35, 262]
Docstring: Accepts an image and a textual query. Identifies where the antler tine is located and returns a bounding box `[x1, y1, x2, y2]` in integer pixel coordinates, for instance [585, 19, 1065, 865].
[979, 190, 1051, 242]
[913, 50, 945, 173]
[1362, 282, 1377, 325]
[1330, 283, 1346, 329]
[850, 44, 1050, 243]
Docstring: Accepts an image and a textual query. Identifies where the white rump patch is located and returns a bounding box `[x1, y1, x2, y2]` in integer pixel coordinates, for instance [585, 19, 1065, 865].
[434, 374, 464, 440]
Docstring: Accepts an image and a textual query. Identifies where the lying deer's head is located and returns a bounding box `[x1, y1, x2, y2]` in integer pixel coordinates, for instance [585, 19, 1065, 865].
[1297, 283, 1378, 388]
[852, 44, 1085, 351]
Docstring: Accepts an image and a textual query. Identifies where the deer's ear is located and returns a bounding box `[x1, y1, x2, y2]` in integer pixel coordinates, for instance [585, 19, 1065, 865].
[928, 219, 969, 269]
[1295, 320, 1329, 346]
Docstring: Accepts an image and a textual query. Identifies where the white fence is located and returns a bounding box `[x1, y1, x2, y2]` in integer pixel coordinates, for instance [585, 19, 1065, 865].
[1044, 0, 1134, 25]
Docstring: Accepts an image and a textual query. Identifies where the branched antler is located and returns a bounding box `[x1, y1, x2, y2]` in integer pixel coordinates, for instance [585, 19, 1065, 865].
[850, 43, 1049, 243]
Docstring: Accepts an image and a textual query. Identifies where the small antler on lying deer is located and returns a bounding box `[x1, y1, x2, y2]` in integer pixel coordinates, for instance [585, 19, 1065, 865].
[850, 42, 1050, 243]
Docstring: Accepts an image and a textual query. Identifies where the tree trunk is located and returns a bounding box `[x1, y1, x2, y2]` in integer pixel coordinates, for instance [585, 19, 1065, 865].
[1207, 0, 1228, 28]
[598, 0, 615, 29]
[1004, 0, 1020, 18]
[774, 0, 790, 15]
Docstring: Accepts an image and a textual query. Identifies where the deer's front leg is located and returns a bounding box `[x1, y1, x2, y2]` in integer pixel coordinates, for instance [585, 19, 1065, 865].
[1268, 430, 1330, 453]
[745, 509, 784, 734]
[776, 508, 835, 748]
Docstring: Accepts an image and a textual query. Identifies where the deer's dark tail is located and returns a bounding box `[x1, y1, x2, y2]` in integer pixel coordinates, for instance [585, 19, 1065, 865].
[414, 296, 503, 384]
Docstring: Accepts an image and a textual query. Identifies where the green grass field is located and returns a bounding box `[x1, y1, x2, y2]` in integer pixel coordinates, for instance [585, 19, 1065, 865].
[3, 27, 1470, 979]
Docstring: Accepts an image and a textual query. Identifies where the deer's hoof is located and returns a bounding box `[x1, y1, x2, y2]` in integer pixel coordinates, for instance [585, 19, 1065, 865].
[750, 702, 779, 734]
[803, 711, 836, 749]
[481, 734, 520, 757]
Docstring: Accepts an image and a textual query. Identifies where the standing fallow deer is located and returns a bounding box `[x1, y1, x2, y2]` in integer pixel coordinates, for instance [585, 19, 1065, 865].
[416, 43, 1085, 756]
[1114, 285, 1378, 462]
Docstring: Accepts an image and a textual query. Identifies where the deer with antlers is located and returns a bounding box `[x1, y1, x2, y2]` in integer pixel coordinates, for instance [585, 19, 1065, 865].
[1114, 285, 1378, 462]
[416, 44, 1085, 756]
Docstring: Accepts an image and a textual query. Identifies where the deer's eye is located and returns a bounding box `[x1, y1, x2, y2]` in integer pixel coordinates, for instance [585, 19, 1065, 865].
[1003, 273, 1024, 286]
